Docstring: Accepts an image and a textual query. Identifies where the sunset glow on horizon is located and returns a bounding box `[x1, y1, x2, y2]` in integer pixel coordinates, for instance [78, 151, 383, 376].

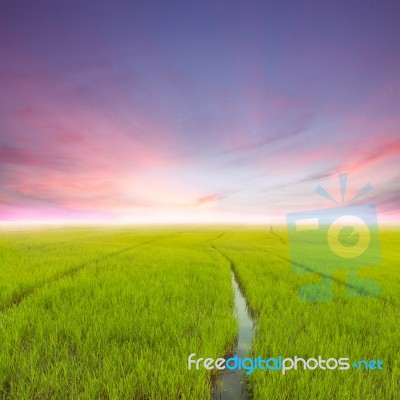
[1, 1, 399, 225]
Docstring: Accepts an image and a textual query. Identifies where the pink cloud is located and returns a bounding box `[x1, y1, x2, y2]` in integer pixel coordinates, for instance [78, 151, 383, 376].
[194, 193, 228, 208]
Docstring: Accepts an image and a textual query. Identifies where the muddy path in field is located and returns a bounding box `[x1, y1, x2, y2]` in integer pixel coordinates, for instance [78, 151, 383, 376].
[211, 244, 255, 400]
[254, 242, 381, 299]
[1, 232, 183, 312]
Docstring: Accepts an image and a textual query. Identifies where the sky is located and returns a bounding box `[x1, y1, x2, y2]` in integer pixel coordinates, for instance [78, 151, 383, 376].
[1, 1, 399, 224]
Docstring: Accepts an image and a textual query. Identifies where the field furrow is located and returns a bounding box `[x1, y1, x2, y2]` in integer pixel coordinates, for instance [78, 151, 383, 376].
[0, 229, 237, 399]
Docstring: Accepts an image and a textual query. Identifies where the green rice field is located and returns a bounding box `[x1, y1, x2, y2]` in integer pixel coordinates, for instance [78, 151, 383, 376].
[0, 226, 398, 399]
